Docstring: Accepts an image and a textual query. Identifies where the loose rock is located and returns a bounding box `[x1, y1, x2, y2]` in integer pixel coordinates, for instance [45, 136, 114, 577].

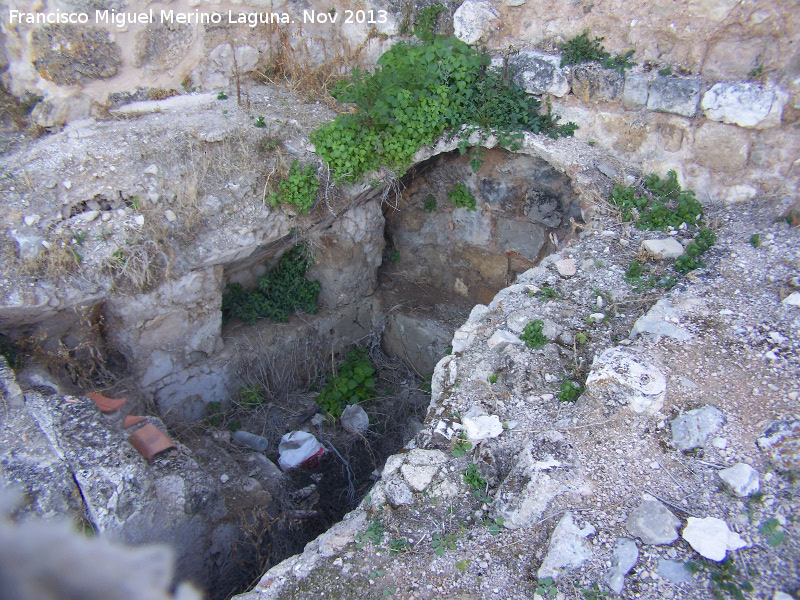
[604, 538, 639, 594]
[537, 512, 595, 580]
[626, 498, 681, 545]
[585, 347, 667, 415]
[718, 463, 760, 497]
[757, 420, 800, 471]
[671, 405, 726, 451]
[682, 517, 747, 561]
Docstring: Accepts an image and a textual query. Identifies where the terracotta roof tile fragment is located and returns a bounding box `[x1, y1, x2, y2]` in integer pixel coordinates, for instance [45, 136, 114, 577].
[123, 415, 146, 428]
[130, 423, 176, 461]
[86, 392, 127, 413]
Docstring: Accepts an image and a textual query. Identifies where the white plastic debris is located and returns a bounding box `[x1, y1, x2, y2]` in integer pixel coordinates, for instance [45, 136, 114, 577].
[277, 431, 325, 471]
[341, 404, 369, 434]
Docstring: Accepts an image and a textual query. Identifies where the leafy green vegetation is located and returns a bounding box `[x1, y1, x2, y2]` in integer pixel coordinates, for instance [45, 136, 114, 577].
[221, 244, 320, 325]
[581, 583, 609, 600]
[355, 518, 385, 549]
[448, 183, 476, 211]
[536, 577, 558, 597]
[267, 160, 319, 214]
[217, 91, 228, 100]
[759, 517, 786, 547]
[674, 228, 716, 274]
[431, 532, 458, 556]
[238, 385, 266, 406]
[254, 115, 266, 128]
[534, 286, 564, 301]
[559, 29, 636, 74]
[749, 233, 760, 248]
[610, 170, 704, 231]
[520, 319, 547, 349]
[315, 346, 376, 419]
[488, 372, 498, 384]
[557, 380, 583, 402]
[413, 4, 446, 42]
[452, 432, 473, 457]
[389, 539, 411, 555]
[463, 464, 486, 491]
[686, 558, 755, 600]
[310, 35, 577, 182]
[424, 193, 437, 212]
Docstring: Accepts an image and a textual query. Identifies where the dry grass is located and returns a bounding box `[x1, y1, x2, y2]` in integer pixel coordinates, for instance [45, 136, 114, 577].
[255, 22, 378, 107]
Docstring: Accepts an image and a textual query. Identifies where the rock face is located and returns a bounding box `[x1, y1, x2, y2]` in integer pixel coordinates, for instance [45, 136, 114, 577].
[701, 83, 785, 129]
[507, 51, 571, 97]
[757, 420, 800, 471]
[537, 512, 596, 580]
[646, 77, 701, 117]
[570, 64, 624, 103]
[453, 0, 500, 45]
[31, 25, 121, 85]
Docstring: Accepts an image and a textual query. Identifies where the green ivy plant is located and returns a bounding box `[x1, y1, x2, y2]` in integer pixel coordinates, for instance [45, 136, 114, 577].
[267, 160, 319, 214]
[557, 380, 583, 402]
[448, 183, 476, 211]
[610, 170, 705, 232]
[222, 244, 320, 325]
[520, 320, 547, 349]
[310, 35, 577, 183]
[674, 228, 716, 274]
[315, 346, 376, 419]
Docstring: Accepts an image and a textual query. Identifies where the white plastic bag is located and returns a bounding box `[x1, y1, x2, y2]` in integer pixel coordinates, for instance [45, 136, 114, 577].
[341, 404, 369, 434]
[278, 431, 325, 471]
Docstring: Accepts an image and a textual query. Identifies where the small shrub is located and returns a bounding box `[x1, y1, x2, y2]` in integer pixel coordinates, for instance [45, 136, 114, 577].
[413, 4, 446, 42]
[535, 286, 564, 301]
[749, 233, 760, 248]
[560, 29, 636, 74]
[687, 557, 755, 600]
[581, 583, 609, 600]
[254, 115, 266, 128]
[424, 193, 437, 212]
[448, 183, 476, 211]
[520, 320, 547, 349]
[452, 433, 473, 457]
[625, 260, 644, 279]
[389, 539, 411, 555]
[267, 160, 319, 214]
[315, 346, 376, 419]
[759, 517, 786, 547]
[658, 66, 673, 76]
[463, 464, 486, 491]
[238, 385, 266, 407]
[488, 372, 498, 384]
[610, 170, 703, 231]
[431, 533, 457, 556]
[217, 91, 228, 100]
[355, 518, 385, 549]
[557, 380, 583, 402]
[675, 228, 716, 274]
[536, 577, 558, 597]
[222, 243, 320, 325]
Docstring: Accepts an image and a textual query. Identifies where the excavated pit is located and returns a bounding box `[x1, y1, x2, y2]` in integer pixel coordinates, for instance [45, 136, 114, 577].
[0, 143, 582, 600]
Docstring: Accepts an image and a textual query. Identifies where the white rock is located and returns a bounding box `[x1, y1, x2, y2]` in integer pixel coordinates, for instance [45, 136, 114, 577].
[23, 214, 41, 227]
[682, 517, 746, 561]
[630, 298, 693, 342]
[383, 477, 414, 507]
[507, 51, 571, 97]
[700, 82, 783, 129]
[453, 0, 500, 45]
[462, 405, 503, 442]
[77, 210, 100, 223]
[400, 450, 447, 492]
[165, 210, 177, 222]
[488, 330, 524, 349]
[585, 347, 667, 415]
[134, 215, 145, 226]
[11, 232, 44, 261]
[719, 463, 760, 497]
[782, 292, 800, 307]
[63, 180, 72, 189]
[454, 277, 469, 297]
[537, 512, 595, 580]
[144, 164, 159, 175]
[641, 238, 685, 259]
[604, 538, 639, 594]
[774, 592, 795, 600]
[555, 258, 576, 277]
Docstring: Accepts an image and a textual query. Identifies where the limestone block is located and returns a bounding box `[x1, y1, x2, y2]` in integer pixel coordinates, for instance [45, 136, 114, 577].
[508, 51, 570, 97]
[30, 94, 92, 129]
[622, 73, 649, 110]
[682, 517, 746, 561]
[198, 44, 261, 89]
[32, 25, 121, 85]
[453, 0, 500, 45]
[647, 77, 700, 117]
[626, 499, 680, 544]
[701, 83, 784, 129]
[585, 347, 667, 415]
[702, 38, 766, 80]
[133, 23, 194, 71]
[694, 122, 750, 173]
[671, 405, 726, 451]
[718, 463, 760, 497]
[570, 63, 624, 103]
[641, 238, 684, 259]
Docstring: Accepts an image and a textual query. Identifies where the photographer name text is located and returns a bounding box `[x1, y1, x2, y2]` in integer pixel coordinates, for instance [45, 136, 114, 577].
[7, 8, 388, 28]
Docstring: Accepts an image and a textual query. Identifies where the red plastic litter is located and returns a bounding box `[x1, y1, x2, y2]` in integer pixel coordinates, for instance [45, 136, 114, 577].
[86, 392, 127, 413]
[301, 446, 326, 470]
[129, 423, 176, 462]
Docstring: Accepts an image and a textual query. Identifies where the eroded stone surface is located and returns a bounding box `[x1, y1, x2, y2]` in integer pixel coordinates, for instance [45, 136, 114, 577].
[32, 25, 121, 85]
[626, 498, 681, 545]
[671, 406, 726, 451]
[585, 347, 667, 414]
[537, 512, 595, 580]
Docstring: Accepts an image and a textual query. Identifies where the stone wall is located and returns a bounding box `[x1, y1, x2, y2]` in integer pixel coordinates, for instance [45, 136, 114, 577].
[2, 0, 798, 202]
